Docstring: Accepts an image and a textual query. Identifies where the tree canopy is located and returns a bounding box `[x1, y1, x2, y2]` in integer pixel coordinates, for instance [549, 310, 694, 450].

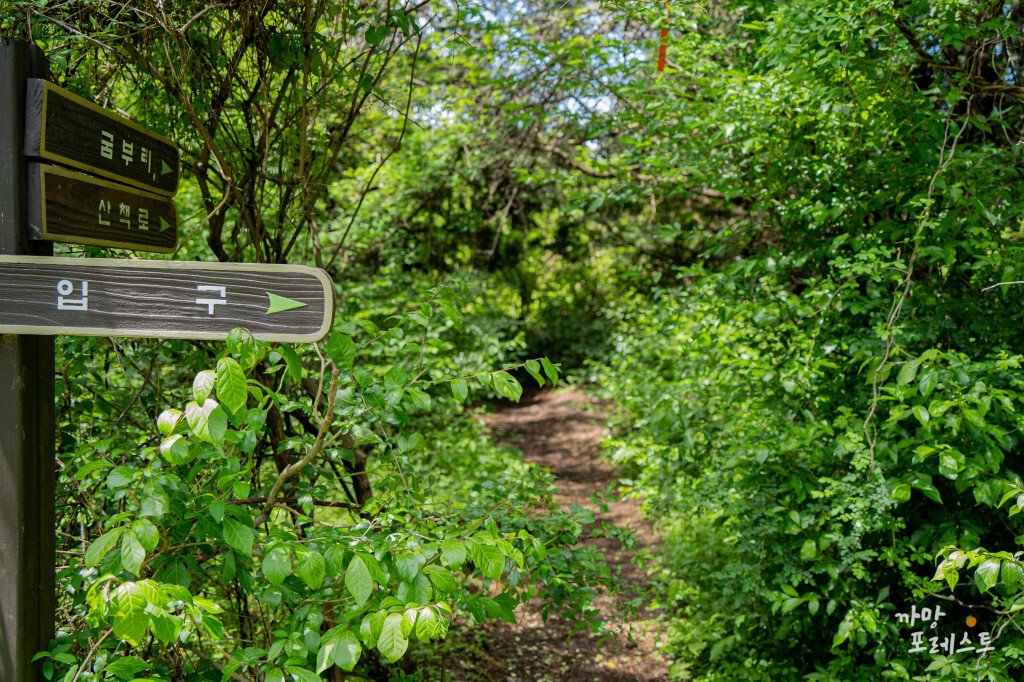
[4, 0, 1024, 680]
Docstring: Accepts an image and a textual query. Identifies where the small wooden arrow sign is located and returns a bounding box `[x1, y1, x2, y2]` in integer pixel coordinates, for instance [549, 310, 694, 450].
[0, 256, 334, 343]
[23, 78, 180, 196]
[28, 163, 178, 253]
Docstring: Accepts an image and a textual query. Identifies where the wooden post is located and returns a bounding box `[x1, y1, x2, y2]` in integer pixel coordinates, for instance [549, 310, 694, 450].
[0, 37, 55, 682]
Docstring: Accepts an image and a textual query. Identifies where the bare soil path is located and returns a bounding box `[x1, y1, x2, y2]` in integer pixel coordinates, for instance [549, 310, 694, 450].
[447, 388, 670, 681]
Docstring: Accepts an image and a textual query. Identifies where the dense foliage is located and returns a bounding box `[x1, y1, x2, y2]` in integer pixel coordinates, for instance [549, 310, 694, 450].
[7, 0, 1024, 679]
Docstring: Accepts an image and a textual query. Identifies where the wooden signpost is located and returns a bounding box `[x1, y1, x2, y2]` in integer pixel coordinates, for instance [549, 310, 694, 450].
[1, 37, 335, 682]
[24, 78, 180, 196]
[0, 256, 334, 343]
[27, 163, 178, 253]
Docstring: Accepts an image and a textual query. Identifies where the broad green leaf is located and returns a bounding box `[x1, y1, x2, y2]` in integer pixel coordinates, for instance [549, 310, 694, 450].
[262, 548, 292, 586]
[377, 613, 409, 662]
[193, 371, 216, 404]
[111, 582, 149, 646]
[318, 626, 362, 672]
[397, 573, 432, 606]
[422, 565, 456, 594]
[976, 559, 1001, 592]
[898, 358, 921, 386]
[286, 666, 320, 682]
[156, 409, 182, 437]
[799, 539, 817, 561]
[395, 552, 426, 581]
[414, 607, 446, 641]
[540, 358, 559, 386]
[159, 434, 192, 465]
[327, 334, 357, 371]
[215, 357, 248, 414]
[1002, 560, 1024, 586]
[208, 499, 225, 523]
[524, 359, 545, 387]
[450, 379, 468, 403]
[345, 555, 373, 606]
[473, 544, 505, 581]
[890, 484, 912, 502]
[185, 399, 228, 445]
[441, 540, 466, 568]
[406, 388, 431, 410]
[278, 344, 304, 383]
[156, 560, 191, 588]
[490, 371, 523, 403]
[222, 518, 254, 556]
[73, 459, 113, 481]
[295, 549, 326, 590]
[85, 526, 125, 568]
[132, 519, 160, 552]
[912, 405, 930, 426]
[101, 655, 149, 681]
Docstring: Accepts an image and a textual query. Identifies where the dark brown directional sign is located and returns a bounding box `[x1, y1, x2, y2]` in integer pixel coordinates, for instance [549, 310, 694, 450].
[27, 163, 177, 253]
[0, 256, 333, 343]
[23, 78, 180, 196]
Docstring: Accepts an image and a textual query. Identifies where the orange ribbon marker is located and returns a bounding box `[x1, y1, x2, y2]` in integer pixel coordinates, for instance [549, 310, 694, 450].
[657, 2, 670, 71]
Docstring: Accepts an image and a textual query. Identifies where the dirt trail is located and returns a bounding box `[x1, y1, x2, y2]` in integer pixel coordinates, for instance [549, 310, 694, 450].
[452, 388, 670, 681]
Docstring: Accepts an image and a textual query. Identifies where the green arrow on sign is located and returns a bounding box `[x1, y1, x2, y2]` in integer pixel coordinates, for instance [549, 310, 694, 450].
[159, 216, 172, 232]
[161, 159, 174, 175]
[266, 292, 307, 315]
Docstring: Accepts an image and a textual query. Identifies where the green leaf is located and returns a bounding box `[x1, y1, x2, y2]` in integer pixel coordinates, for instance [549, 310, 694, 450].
[1001, 560, 1024, 586]
[799, 539, 817, 561]
[85, 527, 125, 568]
[278, 344, 303, 383]
[441, 540, 466, 568]
[286, 666, 321, 682]
[156, 409, 183, 437]
[132, 519, 160, 552]
[111, 582, 149, 646]
[422, 565, 456, 594]
[976, 559, 1001, 592]
[159, 434, 192, 465]
[524, 359, 545, 387]
[208, 499, 225, 523]
[327, 334, 357, 371]
[346, 555, 373, 606]
[262, 548, 292, 586]
[377, 613, 409, 662]
[185, 399, 228, 444]
[193, 370, 216, 404]
[490, 371, 523, 403]
[295, 549, 326, 590]
[406, 388, 431, 411]
[473, 544, 505, 580]
[913, 405, 930, 426]
[74, 459, 112, 481]
[215, 357, 248, 414]
[450, 379, 468, 403]
[898, 358, 921, 386]
[222, 517, 254, 556]
[397, 573, 432, 606]
[318, 626, 362, 673]
[890, 483, 912, 502]
[101, 655, 150, 681]
[395, 552, 426, 581]
[540, 358, 559, 386]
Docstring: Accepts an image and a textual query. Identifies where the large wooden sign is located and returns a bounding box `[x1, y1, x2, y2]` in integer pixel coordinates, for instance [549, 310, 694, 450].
[23, 78, 180, 196]
[0, 256, 334, 343]
[27, 163, 177, 253]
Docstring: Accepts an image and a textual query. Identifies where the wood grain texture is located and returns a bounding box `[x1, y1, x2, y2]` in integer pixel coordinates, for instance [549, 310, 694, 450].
[0, 38, 55, 682]
[24, 78, 180, 196]
[0, 256, 334, 343]
[27, 163, 177, 252]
